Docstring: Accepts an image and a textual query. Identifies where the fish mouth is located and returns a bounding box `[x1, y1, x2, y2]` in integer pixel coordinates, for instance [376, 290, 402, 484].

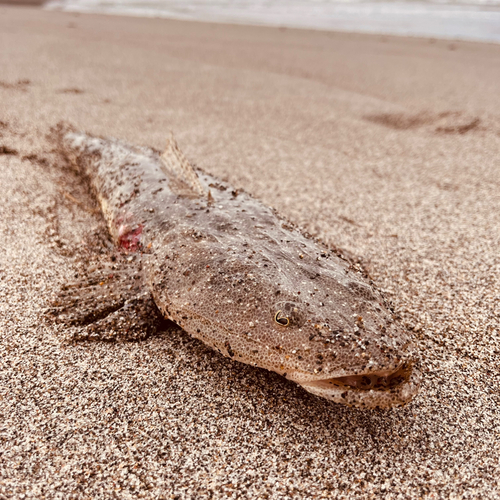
[293, 363, 421, 409]
[308, 363, 411, 391]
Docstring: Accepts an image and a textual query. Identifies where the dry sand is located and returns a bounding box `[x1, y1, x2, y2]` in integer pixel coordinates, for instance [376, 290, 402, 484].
[1, 5, 500, 498]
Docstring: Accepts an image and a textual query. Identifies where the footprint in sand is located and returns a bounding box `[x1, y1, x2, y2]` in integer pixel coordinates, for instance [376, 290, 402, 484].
[364, 110, 482, 135]
[0, 79, 31, 91]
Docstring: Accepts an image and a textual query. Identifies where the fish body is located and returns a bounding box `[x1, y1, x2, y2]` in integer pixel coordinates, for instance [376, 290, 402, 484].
[57, 128, 420, 409]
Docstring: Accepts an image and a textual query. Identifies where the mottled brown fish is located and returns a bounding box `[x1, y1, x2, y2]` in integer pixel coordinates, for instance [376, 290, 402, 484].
[52, 126, 421, 409]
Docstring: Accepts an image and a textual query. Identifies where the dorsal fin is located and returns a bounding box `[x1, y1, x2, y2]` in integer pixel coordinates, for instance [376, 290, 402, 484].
[160, 134, 207, 198]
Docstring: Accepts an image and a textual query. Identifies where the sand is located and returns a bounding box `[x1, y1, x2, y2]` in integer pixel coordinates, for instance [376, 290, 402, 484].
[1, 5, 500, 498]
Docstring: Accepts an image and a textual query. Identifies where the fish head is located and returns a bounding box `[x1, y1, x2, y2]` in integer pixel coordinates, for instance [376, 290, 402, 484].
[150, 228, 420, 409]
[214, 252, 420, 409]
[265, 290, 421, 409]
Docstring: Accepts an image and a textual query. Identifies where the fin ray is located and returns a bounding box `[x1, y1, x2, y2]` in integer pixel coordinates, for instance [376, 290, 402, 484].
[160, 135, 206, 198]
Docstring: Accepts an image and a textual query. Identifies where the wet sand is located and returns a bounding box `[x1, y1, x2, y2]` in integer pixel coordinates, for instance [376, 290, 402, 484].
[1, 5, 500, 498]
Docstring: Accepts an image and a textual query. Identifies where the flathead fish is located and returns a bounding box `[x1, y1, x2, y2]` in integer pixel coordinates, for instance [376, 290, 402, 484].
[52, 126, 421, 409]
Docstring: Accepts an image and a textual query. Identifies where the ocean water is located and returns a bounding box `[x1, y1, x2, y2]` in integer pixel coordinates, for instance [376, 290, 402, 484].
[44, 0, 500, 43]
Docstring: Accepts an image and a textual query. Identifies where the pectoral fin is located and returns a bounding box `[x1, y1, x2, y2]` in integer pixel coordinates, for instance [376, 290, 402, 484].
[46, 254, 165, 341]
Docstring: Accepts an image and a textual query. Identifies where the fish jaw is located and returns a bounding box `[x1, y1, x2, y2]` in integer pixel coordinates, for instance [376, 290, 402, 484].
[287, 362, 421, 409]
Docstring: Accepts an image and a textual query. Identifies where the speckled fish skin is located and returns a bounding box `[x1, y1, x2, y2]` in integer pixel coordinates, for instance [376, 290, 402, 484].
[58, 128, 421, 409]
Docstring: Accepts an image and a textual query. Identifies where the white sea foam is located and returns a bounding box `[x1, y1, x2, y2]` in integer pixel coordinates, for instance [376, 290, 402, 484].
[44, 0, 500, 43]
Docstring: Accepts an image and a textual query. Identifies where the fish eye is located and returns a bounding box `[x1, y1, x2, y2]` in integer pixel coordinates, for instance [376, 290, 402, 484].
[274, 311, 290, 327]
[271, 301, 306, 328]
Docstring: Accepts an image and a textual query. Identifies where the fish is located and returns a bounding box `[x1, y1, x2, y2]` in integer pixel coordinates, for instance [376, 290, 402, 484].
[50, 125, 421, 409]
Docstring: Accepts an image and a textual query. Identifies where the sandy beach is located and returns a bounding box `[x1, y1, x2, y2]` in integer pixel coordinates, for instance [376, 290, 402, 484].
[1, 5, 500, 498]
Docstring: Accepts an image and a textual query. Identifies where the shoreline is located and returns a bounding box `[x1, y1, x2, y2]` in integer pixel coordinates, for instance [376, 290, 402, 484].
[2, 0, 500, 45]
[42, 0, 500, 45]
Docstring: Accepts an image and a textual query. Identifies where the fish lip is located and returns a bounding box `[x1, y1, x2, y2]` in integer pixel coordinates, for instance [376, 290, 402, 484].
[289, 362, 421, 408]
[287, 360, 410, 384]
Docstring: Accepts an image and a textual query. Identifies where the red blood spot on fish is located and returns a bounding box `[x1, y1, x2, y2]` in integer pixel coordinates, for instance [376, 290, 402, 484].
[118, 224, 143, 251]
